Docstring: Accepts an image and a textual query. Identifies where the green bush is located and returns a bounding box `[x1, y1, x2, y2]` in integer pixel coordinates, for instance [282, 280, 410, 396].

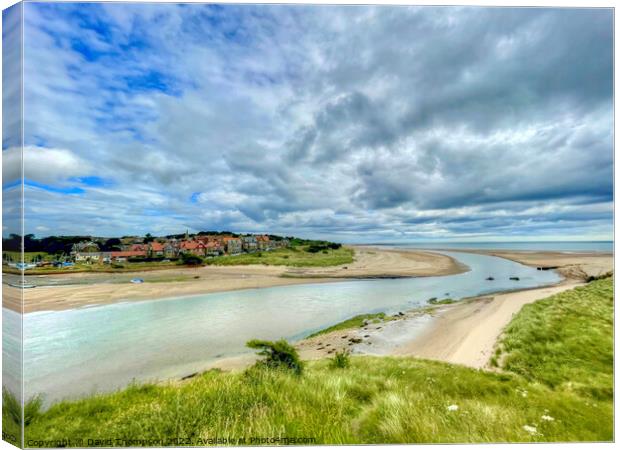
[330, 350, 351, 369]
[246, 339, 304, 375]
[180, 253, 203, 265]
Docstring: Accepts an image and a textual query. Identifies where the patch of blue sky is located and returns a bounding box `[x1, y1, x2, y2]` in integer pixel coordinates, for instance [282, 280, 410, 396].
[190, 192, 201, 204]
[69, 176, 114, 188]
[17, 179, 85, 195]
[2, 180, 21, 191]
[124, 70, 180, 96]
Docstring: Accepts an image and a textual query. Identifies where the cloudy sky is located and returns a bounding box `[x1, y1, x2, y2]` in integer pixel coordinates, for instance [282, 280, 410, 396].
[2, 3, 613, 242]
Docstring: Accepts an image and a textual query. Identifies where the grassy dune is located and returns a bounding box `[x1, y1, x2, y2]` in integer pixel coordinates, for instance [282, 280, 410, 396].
[10, 278, 613, 446]
[204, 246, 354, 267]
[493, 277, 613, 398]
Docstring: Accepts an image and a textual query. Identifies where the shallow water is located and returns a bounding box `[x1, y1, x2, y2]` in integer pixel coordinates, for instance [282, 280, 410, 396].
[8, 251, 561, 404]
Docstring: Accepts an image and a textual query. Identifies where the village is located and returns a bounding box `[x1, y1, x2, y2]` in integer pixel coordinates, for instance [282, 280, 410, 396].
[70, 232, 290, 265]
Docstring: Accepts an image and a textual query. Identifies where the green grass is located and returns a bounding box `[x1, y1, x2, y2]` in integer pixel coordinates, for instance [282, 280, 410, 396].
[23, 357, 611, 446]
[4, 261, 185, 275]
[428, 298, 456, 305]
[306, 312, 390, 338]
[16, 279, 614, 445]
[204, 246, 354, 268]
[496, 277, 613, 400]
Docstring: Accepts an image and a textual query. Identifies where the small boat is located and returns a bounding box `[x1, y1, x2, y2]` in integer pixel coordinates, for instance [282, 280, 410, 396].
[486, 277, 495, 281]
[130, 278, 145, 284]
[509, 276, 520, 281]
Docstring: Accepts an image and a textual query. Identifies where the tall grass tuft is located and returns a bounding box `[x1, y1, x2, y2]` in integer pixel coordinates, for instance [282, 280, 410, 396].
[2, 387, 43, 426]
[329, 350, 351, 369]
[246, 339, 304, 375]
[3, 387, 21, 425]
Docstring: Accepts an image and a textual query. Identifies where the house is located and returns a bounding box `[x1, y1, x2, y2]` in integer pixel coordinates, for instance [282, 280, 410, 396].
[241, 235, 258, 252]
[71, 241, 100, 254]
[163, 242, 180, 258]
[256, 235, 271, 251]
[204, 240, 224, 256]
[128, 243, 148, 252]
[223, 236, 242, 254]
[179, 240, 208, 257]
[149, 241, 165, 257]
[110, 250, 147, 262]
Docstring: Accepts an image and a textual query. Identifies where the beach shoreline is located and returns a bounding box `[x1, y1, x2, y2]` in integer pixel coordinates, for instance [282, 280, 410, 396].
[11, 246, 466, 313]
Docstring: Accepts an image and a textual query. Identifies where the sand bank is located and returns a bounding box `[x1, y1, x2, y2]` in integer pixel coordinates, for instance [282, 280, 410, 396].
[458, 249, 612, 280]
[295, 282, 582, 369]
[12, 247, 465, 313]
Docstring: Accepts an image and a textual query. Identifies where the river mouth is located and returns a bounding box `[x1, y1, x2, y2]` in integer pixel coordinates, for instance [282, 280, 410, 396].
[8, 251, 561, 406]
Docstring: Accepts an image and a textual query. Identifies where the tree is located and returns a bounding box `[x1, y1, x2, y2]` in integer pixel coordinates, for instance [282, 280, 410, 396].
[144, 233, 155, 243]
[102, 238, 122, 251]
[246, 339, 304, 375]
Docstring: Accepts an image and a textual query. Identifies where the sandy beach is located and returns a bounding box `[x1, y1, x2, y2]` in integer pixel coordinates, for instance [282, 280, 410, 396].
[12, 247, 465, 313]
[215, 250, 613, 372]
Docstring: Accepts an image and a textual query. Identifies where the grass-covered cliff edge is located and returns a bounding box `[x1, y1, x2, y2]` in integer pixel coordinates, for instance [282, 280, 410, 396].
[6, 278, 613, 446]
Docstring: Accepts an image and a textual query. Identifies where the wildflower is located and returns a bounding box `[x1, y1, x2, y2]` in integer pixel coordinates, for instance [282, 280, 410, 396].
[447, 404, 459, 411]
[541, 415, 554, 421]
[523, 425, 538, 434]
[517, 388, 528, 398]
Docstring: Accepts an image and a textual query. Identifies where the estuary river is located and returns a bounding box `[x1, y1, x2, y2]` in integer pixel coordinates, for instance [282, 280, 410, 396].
[6, 251, 561, 405]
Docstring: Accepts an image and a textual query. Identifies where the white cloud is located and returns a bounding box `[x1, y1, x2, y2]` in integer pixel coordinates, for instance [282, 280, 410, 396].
[3, 146, 91, 185]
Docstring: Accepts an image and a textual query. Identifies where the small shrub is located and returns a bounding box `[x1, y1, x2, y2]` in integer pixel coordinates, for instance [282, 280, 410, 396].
[330, 350, 350, 369]
[246, 339, 304, 375]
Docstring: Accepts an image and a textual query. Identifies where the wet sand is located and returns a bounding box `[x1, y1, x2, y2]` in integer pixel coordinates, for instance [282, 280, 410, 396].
[12, 247, 465, 313]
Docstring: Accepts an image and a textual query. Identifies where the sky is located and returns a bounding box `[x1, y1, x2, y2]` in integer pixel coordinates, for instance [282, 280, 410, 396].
[2, 3, 614, 242]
